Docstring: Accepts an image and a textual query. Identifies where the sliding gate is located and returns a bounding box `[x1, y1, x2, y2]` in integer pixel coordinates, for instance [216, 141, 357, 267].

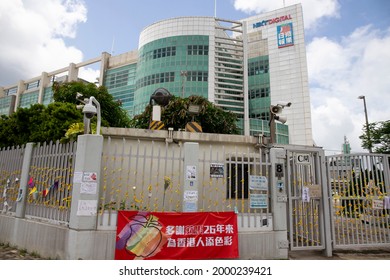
[326, 153, 390, 248]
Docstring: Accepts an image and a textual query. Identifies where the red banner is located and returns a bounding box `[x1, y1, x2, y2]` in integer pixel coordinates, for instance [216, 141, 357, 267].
[115, 211, 239, 260]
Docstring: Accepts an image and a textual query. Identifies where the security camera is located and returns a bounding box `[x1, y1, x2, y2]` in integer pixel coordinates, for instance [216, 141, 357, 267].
[276, 101, 292, 107]
[83, 103, 97, 119]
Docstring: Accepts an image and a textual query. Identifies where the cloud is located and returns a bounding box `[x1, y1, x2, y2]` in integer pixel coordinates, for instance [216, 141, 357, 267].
[78, 67, 100, 83]
[308, 26, 390, 153]
[0, 0, 87, 85]
[233, 0, 340, 29]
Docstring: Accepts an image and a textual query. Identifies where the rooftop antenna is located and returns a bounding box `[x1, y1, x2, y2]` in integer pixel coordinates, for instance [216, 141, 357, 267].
[110, 35, 115, 55]
[214, 0, 217, 18]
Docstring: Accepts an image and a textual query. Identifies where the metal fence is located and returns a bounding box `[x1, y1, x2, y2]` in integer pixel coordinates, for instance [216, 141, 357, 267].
[99, 137, 272, 229]
[0, 145, 25, 214]
[25, 141, 77, 225]
[327, 153, 390, 247]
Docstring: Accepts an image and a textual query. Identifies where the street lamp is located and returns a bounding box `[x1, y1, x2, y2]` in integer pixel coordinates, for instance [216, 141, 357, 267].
[358, 95, 372, 153]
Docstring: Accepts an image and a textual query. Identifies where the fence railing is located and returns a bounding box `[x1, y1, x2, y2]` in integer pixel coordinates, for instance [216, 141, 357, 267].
[327, 153, 390, 247]
[99, 137, 272, 229]
[25, 141, 77, 225]
[0, 145, 25, 214]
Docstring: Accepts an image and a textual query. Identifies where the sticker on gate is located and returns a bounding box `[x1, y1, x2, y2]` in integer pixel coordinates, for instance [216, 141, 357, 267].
[295, 153, 311, 165]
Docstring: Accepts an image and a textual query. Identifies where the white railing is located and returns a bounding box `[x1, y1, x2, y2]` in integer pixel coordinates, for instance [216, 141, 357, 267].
[99, 137, 272, 230]
[24, 140, 77, 225]
[327, 153, 390, 247]
[0, 145, 25, 214]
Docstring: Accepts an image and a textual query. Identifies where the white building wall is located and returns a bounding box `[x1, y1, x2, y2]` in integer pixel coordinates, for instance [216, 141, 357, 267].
[139, 17, 216, 48]
[241, 4, 313, 146]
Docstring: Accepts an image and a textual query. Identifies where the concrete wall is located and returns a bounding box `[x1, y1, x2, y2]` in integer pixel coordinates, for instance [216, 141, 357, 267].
[0, 128, 290, 260]
[0, 214, 286, 259]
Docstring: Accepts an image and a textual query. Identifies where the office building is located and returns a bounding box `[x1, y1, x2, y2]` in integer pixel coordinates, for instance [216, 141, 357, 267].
[0, 4, 313, 145]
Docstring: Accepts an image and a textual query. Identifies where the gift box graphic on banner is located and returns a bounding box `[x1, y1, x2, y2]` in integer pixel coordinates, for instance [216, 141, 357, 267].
[115, 211, 239, 260]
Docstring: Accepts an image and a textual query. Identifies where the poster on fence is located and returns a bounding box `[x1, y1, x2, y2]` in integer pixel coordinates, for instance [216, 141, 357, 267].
[115, 211, 239, 260]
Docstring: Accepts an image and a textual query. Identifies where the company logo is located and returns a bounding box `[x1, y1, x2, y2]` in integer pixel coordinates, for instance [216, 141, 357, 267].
[253, 15, 292, 29]
[277, 23, 294, 48]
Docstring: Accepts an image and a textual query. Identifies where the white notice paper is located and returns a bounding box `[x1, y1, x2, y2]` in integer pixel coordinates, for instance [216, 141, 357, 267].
[80, 182, 97, 194]
[73, 172, 83, 184]
[302, 187, 310, 202]
[77, 200, 98, 216]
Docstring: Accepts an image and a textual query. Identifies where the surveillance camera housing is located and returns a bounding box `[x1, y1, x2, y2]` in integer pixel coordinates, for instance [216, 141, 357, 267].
[276, 101, 292, 107]
[83, 103, 97, 119]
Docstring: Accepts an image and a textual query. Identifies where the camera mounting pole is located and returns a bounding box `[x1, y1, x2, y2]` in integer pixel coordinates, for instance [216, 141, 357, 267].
[76, 93, 101, 135]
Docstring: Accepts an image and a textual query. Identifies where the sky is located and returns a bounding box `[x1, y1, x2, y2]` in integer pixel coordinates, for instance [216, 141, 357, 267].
[0, 0, 389, 154]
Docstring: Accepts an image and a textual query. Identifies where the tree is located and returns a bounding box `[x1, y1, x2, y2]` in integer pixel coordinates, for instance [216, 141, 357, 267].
[52, 81, 131, 128]
[360, 120, 390, 154]
[0, 103, 82, 148]
[130, 95, 239, 134]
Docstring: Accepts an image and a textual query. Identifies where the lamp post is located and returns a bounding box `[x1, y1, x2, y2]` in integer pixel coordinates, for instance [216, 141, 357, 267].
[358, 95, 372, 153]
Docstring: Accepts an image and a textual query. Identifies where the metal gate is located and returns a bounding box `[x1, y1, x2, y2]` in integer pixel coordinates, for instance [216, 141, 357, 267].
[285, 146, 332, 253]
[326, 153, 390, 248]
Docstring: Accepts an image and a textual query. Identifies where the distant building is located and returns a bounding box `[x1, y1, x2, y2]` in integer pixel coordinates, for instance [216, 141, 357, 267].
[0, 4, 313, 145]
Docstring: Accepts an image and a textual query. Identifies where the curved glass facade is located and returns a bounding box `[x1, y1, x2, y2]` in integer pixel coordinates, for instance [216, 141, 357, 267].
[134, 35, 209, 114]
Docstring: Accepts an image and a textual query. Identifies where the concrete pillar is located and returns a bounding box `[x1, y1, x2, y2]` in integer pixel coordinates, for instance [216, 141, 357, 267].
[99, 52, 111, 86]
[269, 147, 289, 255]
[15, 143, 34, 218]
[38, 72, 50, 104]
[14, 80, 25, 111]
[67, 134, 103, 259]
[69, 134, 103, 230]
[182, 142, 199, 212]
[68, 63, 79, 82]
[0, 87, 4, 98]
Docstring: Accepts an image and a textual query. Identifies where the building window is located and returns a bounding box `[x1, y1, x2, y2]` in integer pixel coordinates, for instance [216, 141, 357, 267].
[248, 59, 269, 76]
[136, 72, 175, 89]
[249, 87, 270, 99]
[26, 80, 40, 90]
[107, 70, 129, 88]
[186, 71, 208, 82]
[153, 46, 176, 59]
[187, 45, 209, 55]
[5, 87, 17, 96]
[250, 111, 270, 120]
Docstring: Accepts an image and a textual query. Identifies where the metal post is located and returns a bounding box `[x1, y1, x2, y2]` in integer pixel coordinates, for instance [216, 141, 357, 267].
[15, 143, 34, 218]
[269, 114, 276, 144]
[358, 95, 372, 153]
